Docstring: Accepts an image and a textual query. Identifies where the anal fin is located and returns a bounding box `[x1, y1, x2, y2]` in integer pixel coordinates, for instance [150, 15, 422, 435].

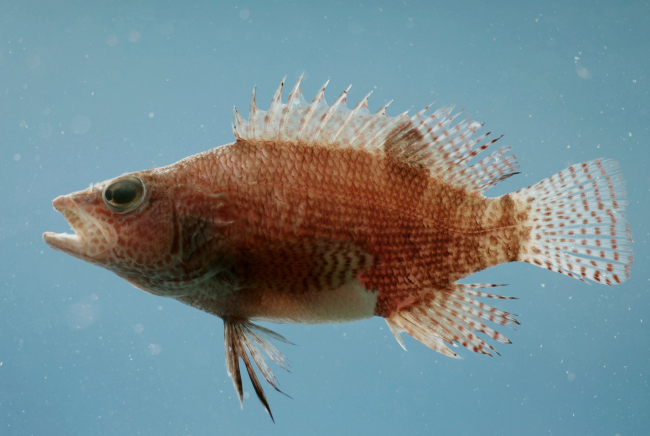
[224, 319, 293, 421]
[386, 283, 518, 357]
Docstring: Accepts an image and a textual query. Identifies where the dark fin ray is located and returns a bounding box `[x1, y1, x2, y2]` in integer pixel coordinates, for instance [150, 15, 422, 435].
[238, 337, 275, 422]
[239, 323, 292, 397]
[223, 319, 293, 420]
[224, 321, 244, 407]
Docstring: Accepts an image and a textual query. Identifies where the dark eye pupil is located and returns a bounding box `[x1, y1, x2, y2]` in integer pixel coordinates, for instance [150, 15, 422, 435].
[103, 177, 144, 213]
[109, 184, 136, 204]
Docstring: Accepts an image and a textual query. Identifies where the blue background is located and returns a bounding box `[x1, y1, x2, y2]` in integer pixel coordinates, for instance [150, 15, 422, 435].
[1, 1, 648, 435]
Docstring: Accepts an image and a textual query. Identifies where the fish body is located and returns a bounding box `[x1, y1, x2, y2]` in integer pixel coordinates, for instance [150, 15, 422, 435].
[44, 78, 633, 419]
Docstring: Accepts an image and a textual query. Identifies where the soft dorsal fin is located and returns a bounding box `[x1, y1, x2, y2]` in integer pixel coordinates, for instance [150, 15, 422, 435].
[233, 76, 519, 194]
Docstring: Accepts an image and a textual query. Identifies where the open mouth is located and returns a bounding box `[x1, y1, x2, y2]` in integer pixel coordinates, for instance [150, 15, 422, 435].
[43, 195, 110, 258]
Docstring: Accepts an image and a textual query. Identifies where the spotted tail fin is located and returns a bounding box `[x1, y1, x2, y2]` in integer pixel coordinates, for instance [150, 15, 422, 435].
[386, 284, 518, 357]
[513, 159, 633, 285]
[224, 319, 293, 421]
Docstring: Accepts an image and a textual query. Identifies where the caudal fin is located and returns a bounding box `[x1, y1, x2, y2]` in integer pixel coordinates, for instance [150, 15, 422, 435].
[513, 159, 633, 285]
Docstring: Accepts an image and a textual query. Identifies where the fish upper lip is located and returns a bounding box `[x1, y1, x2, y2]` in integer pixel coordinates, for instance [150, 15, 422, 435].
[52, 194, 73, 214]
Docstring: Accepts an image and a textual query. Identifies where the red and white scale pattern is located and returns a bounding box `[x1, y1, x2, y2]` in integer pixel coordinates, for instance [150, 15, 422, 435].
[233, 77, 505, 359]
[230, 76, 632, 360]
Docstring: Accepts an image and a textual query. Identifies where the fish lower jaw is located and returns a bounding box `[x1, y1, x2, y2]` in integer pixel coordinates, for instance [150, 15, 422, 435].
[43, 230, 112, 259]
[43, 231, 84, 253]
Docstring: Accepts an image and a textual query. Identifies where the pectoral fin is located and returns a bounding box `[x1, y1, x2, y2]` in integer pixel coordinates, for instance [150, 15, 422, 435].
[173, 190, 236, 272]
[224, 319, 293, 421]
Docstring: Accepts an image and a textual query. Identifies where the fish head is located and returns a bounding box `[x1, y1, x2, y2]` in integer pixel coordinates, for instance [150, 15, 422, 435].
[43, 170, 185, 282]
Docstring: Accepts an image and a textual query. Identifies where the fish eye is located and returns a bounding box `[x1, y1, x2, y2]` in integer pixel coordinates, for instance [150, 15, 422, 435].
[103, 177, 145, 213]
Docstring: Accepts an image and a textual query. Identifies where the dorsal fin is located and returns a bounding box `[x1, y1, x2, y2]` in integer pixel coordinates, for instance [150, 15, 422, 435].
[232, 77, 519, 194]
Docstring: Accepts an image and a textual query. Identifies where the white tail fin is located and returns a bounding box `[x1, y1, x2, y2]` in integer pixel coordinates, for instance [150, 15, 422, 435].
[513, 159, 633, 285]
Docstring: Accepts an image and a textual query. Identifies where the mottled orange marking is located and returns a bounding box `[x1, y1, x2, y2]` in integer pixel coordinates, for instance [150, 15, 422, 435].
[169, 135, 530, 319]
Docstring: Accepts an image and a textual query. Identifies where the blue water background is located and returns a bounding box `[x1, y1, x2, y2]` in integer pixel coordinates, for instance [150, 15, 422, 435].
[1, 1, 648, 435]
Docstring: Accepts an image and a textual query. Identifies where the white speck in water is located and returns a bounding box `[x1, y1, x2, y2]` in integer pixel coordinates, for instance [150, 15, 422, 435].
[567, 372, 576, 382]
[133, 324, 144, 334]
[576, 65, 591, 79]
[67, 294, 100, 330]
[243, 392, 250, 399]
[239, 9, 250, 19]
[77, 15, 92, 31]
[38, 123, 52, 139]
[28, 54, 41, 70]
[148, 344, 162, 355]
[148, 112, 154, 118]
[348, 22, 364, 35]
[13, 154, 21, 161]
[71, 115, 91, 134]
[128, 30, 142, 43]
[160, 22, 174, 35]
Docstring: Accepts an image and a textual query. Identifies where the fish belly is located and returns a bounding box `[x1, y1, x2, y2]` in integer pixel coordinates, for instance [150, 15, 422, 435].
[178, 278, 378, 324]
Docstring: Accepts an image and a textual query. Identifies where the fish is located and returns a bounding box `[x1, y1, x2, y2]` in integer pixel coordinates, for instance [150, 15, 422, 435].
[43, 77, 633, 420]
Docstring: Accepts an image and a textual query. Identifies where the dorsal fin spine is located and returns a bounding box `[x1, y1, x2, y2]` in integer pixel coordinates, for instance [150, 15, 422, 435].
[264, 78, 285, 138]
[279, 75, 303, 141]
[363, 111, 407, 152]
[332, 90, 373, 143]
[347, 101, 390, 148]
[233, 107, 245, 139]
[314, 85, 351, 143]
[350, 101, 395, 150]
[249, 87, 258, 140]
[298, 80, 329, 140]
[234, 77, 519, 194]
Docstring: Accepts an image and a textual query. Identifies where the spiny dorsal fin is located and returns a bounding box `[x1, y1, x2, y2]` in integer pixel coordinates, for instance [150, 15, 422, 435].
[233, 77, 519, 194]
